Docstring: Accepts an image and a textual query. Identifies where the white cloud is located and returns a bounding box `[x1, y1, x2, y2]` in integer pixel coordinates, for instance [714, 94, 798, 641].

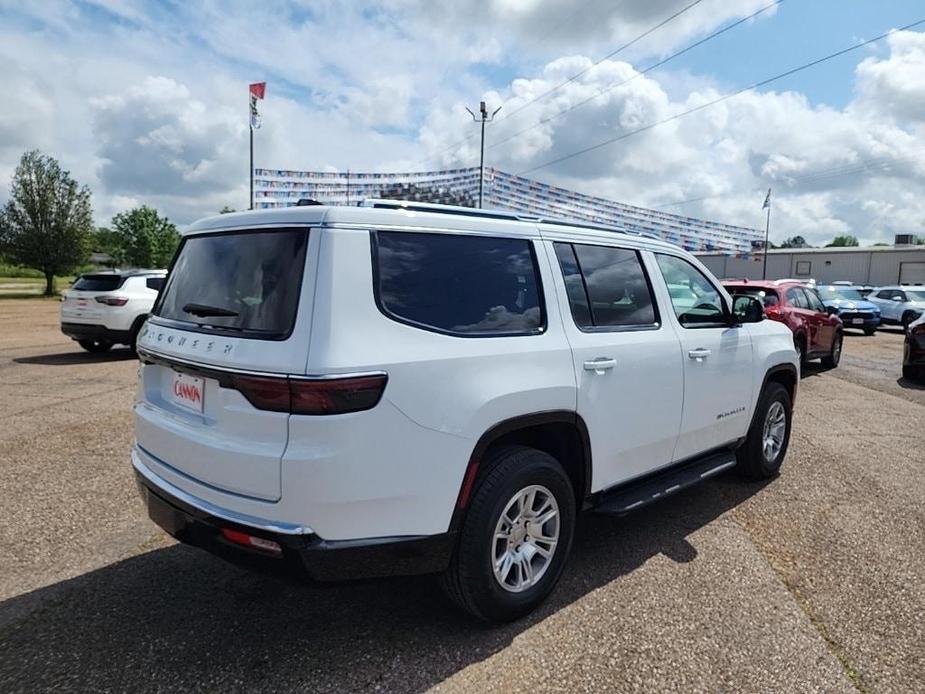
[0, 1, 922, 247]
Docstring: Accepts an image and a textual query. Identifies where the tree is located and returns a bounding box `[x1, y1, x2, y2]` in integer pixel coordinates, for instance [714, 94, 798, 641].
[110, 205, 180, 268]
[826, 234, 859, 247]
[0, 150, 93, 295]
[92, 226, 127, 267]
[779, 235, 811, 249]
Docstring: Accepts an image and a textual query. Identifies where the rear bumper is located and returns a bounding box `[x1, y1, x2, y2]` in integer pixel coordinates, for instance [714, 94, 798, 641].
[61, 322, 133, 344]
[133, 455, 456, 582]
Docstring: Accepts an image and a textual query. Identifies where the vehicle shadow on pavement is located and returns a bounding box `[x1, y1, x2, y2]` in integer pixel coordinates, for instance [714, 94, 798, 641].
[14, 349, 137, 366]
[0, 475, 770, 693]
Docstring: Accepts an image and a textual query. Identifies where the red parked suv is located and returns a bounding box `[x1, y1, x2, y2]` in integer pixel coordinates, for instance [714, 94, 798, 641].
[724, 280, 843, 368]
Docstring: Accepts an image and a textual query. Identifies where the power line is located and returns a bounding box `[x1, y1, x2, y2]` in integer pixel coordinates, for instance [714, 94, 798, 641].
[653, 146, 925, 209]
[419, 0, 708, 168]
[516, 17, 925, 177]
[489, 0, 783, 152]
[499, 0, 706, 123]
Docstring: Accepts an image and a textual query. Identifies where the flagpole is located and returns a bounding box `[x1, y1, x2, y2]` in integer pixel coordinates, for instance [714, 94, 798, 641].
[762, 201, 771, 280]
[249, 125, 254, 211]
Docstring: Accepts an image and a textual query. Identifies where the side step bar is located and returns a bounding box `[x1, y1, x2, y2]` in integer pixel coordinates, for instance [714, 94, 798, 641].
[593, 450, 737, 516]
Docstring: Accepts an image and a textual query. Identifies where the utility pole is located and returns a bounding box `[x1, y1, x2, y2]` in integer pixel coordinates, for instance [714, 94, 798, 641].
[249, 127, 254, 210]
[466, 101, 502, 208]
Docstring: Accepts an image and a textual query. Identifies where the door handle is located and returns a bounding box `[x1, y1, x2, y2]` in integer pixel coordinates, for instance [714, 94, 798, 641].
[688, 348, 711, 361]
[583, 357, 616, 373]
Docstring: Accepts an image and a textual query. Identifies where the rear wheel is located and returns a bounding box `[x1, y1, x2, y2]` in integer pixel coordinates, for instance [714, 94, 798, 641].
[440, 445, 575, 623]
[822, 331, 842, 368]
[77, 339, 113, 353]
[863, 327, 876, 336]
[737, 382, 792, 480]
[903, 364, 923, 381]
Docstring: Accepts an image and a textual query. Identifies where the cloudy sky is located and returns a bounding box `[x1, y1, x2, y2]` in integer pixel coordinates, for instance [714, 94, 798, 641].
[1, 0, 924, 245]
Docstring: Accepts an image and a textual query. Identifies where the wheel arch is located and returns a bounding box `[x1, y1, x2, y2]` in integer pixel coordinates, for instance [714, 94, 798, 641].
[760, 363, 798, 406]
[448, 411, 592, 533]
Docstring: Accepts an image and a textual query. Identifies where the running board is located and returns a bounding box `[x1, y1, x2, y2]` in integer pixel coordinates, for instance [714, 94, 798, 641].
[593, 451, 737, 516]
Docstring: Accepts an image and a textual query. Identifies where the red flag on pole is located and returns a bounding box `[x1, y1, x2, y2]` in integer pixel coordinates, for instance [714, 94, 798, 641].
[249, 82, 266, 99]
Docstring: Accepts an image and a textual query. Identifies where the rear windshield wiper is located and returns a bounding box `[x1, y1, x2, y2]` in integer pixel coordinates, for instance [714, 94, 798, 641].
[182, 303, 239, 318]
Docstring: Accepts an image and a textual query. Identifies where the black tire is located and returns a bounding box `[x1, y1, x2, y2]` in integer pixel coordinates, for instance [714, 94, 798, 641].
[77, 339, 113, 353]
[903, 364, 922, 381]
[902, 311, 920, 328]
[736, 382, 792, 480]
[821, 331, 842, 368]
[440, 445, 575, 623]
[128, 317, 147, 353]
[863, 327, 876, 336]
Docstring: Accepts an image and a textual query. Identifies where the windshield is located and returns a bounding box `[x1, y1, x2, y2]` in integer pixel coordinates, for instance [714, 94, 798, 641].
[725, 286, 779, 307]
[153, 228, 309, 340]
[907, 289, 925, 301]
[817, 287, 864, 301]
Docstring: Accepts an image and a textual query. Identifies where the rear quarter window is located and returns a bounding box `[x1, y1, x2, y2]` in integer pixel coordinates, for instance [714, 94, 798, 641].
[372, 230, 544, 336]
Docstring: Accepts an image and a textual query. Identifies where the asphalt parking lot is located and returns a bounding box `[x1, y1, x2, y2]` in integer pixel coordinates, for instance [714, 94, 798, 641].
[1, 299, 923, 693]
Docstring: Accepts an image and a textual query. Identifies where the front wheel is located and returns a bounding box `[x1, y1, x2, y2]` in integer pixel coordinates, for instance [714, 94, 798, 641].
[440, 446, 575, 623]
[77, 339, 113, 353]
[737, 382, 793, 480]
[822, 332, 842, 368]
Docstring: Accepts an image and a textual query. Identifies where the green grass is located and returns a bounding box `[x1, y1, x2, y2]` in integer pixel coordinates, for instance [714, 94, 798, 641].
[0, 276, 74, 298]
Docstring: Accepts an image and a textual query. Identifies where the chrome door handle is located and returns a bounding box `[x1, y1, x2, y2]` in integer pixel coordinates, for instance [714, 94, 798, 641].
[688, 348, 711, 361]
[583, 357, 616, 373]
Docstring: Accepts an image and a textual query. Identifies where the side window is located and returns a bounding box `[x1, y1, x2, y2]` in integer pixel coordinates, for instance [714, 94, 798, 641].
[896, 290, 907, 301]
[804, 288, 825, 312]
[655, 254, 726, 327]
[373, 231, 544, 336]
[146, 277, 166, 292]
[876, 290, 892, 300]
[786, 287, 808, 309]
[554, 243, 657, 329]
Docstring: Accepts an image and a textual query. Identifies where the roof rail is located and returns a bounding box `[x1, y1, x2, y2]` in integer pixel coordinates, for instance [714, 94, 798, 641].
[360, 198, 655, 240]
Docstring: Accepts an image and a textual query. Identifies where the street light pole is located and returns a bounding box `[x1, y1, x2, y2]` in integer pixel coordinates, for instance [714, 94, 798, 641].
[466, 101, 502, 208]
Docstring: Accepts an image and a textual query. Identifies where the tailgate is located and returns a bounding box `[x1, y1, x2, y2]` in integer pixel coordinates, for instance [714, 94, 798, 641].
[135, 359, 287, 501]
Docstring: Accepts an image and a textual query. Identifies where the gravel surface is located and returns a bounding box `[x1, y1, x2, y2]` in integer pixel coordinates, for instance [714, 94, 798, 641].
[1, 300, 923, 693]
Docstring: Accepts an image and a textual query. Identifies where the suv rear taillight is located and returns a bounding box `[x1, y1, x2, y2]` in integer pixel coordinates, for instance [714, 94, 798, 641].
[95, 295, 129, 306]
[230, 374, 387, 415]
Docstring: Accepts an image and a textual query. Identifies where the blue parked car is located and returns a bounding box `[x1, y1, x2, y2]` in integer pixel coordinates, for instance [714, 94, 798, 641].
[814, 285, 881, 335]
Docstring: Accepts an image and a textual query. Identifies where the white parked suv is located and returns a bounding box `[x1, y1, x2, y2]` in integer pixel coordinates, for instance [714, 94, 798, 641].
[133, 201, 798, 621]
[61, 270, 167, 352]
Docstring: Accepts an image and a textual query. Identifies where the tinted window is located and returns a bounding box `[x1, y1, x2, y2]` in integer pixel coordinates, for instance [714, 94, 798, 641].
[553, 243, 592, 328]
[558, 243, 656, 328]
[804, 288, 826, 312]
[655, 254, 725, 326]
[146, 277, 166, 292]
[786, 287, 808, 308]
[73, 274, 124, 292]
[374, 231, 543, 336]
[725, 286, 779, 307]
[153, 228, 308, 340]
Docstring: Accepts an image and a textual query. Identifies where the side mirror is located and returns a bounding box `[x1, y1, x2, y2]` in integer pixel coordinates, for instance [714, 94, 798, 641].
[732, 295, 765, 323]
[826, 305, 839, 315]
[892, 296, 903, 301]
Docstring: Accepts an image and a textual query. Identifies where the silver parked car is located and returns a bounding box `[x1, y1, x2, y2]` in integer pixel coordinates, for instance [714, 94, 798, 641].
[867, 286, 925, 327]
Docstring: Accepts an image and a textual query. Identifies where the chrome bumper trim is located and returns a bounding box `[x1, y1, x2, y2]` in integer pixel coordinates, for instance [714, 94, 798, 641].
[132, 447, 314, 536]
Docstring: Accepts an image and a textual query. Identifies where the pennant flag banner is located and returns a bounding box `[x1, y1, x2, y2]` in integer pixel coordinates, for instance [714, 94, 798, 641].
[252, 166, 762, 254]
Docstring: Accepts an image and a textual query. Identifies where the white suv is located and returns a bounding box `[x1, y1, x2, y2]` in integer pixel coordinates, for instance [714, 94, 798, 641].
[133, 201, 798, 622]
[61, 270, 166, 352]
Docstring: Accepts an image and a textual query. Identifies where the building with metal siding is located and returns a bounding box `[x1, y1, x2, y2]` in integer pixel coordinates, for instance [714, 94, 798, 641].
[253, 166, 763, 254]
[697, 247, 925, 285]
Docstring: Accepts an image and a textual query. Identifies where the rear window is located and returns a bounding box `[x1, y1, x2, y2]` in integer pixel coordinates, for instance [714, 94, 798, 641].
[726, 286, 779, 307]
[152, 228, 309, 340]
[372, 230, 544, 336]
[73, 274, 124, 292]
